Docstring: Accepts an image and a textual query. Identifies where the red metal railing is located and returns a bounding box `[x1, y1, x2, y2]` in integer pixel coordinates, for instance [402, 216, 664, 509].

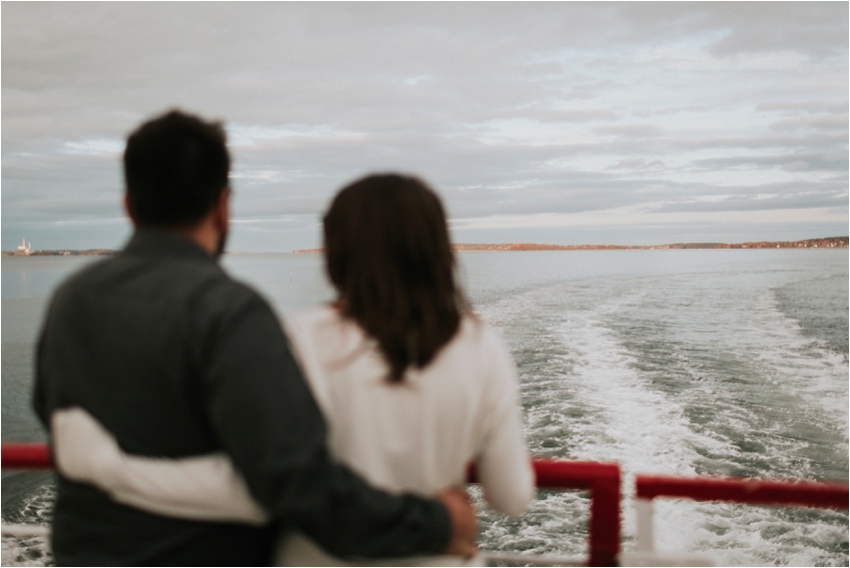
[468, 460, 621, 566]
[7, 443, 847, 566]
[3, 444, 622, 566]
[632, 473, 848, 561]
[636, 474, 848, 509]
[2, 443, 52, 470]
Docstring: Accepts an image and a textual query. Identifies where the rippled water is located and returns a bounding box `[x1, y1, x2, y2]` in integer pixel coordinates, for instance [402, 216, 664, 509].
[463, 251, 847, 566]
[2, 250, 847, 566]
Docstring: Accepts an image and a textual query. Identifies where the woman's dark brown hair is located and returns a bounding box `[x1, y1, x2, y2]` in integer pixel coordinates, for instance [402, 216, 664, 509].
[323, 173, 468, 382]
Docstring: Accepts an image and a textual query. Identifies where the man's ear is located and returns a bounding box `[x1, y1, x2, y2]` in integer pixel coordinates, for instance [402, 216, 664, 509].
[123, 194, 137, 225]
[215, 188, 231, 234]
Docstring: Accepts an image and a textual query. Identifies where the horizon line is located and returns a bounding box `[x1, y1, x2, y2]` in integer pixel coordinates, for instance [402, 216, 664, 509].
[5, 236, 846, 255]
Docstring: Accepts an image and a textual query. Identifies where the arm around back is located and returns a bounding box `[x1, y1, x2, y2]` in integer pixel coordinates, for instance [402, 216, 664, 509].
[51, 407, 478, 556]
[51, 407, 268, 524]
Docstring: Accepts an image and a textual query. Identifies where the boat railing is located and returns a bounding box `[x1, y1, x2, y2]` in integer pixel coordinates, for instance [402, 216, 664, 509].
[626, 474, 850, 566]
[2, 443, 52, 470]
[468, 460, 621, 566]
[3, 443, 848, 566]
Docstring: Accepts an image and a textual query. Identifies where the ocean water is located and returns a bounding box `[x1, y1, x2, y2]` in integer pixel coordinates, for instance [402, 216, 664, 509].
[2, 250, 847, 566]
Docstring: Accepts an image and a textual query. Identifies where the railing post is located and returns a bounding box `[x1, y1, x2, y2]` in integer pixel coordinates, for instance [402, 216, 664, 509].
[473, 460, 622, 566]
[588, 464, 620, 567]
[634, 498, 654, 553]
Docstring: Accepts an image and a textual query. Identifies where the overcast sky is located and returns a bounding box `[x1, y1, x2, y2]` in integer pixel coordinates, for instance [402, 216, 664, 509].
[3, 2, 848, 252]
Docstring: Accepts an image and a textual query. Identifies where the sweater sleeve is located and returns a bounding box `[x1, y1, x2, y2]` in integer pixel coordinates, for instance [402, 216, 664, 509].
[51, 407, 268, 525]
[476, 326, 535, 516]
[199, 291, 451, 558]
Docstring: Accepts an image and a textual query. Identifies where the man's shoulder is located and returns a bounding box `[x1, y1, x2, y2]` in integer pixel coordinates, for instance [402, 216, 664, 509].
[50, 249, 269, 317]
[48, 255, 118, 305]
[151, 256, 272, 319]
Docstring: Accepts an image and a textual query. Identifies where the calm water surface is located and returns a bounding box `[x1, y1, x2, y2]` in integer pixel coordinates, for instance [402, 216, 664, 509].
[2, 250, 847, 566]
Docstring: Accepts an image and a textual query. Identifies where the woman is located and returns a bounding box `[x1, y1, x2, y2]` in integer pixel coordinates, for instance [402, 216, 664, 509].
[53, 173, 534, 565]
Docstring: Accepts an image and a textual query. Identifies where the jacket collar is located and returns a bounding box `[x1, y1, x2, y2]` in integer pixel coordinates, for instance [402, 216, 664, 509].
[123, 228, 216, 263]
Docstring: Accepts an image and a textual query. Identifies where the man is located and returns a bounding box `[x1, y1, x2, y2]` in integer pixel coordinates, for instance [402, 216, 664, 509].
[33, 110, 476, 565]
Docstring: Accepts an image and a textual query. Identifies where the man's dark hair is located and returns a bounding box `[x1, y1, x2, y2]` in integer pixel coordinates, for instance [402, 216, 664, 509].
[123, 109, 230, 228]
[324, 173, 469, 382]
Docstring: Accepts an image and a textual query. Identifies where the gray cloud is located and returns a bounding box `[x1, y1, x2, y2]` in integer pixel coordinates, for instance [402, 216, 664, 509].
[769, 115, 849, 131]
[757, 101, 847, 115]
[689, 152, 848, 173]
[608, 159, 666, 171]
[655, 187, 848, 213]
[593, 124, 665, 139]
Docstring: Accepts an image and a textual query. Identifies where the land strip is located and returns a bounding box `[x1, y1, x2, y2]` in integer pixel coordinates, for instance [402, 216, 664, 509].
[294, 236, 848, 254]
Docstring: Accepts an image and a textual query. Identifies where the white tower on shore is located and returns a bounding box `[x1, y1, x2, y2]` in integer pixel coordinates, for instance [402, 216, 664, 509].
[16, 238, 31, 255]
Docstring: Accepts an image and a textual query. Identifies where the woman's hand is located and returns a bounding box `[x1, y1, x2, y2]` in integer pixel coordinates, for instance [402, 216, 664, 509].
[436, 486, 478, 558]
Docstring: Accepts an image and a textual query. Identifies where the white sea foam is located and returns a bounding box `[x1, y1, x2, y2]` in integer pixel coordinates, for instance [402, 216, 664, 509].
[475, 264, 847, 565]
[1, 534, 52, 567]
[756, 288, 849, 434]
[552, 300, 732, 554]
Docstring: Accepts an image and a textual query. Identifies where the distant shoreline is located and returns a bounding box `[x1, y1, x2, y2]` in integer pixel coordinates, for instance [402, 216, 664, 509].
[1, 248, 115, 257]
[4, 236, 846, 256]
[294, 236, 848, 254]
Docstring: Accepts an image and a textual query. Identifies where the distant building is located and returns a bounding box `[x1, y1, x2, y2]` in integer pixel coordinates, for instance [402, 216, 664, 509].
[15, 238, 32, 256]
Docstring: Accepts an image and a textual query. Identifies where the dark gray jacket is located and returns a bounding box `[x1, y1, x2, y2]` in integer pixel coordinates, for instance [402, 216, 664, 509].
[33, 229, 448, 566]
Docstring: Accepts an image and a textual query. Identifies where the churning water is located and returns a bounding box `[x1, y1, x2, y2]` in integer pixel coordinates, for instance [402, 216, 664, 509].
[2, 250, 847, 566]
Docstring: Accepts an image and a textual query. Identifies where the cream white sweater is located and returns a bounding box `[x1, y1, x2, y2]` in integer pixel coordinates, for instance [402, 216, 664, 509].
[286, 306, 533, 515]
[278, 307, 534, 566]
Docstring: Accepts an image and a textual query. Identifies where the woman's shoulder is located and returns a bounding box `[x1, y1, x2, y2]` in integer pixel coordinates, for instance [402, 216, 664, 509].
[285, 304, 348, 335]
[460, 315, 520, 384]
[441, 315, 511, 370]
[288, 303, 337, 325]
[283, 304, 367, 358]
[456, 313, 504, 347]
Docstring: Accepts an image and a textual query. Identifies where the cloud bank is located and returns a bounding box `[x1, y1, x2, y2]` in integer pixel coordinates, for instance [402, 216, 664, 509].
[3, 2, 847, 251]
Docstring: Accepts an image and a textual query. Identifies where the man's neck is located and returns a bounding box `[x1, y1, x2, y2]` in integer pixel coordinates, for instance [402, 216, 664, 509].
[170, 223, 219, 257]
[125, 190, 229, 258]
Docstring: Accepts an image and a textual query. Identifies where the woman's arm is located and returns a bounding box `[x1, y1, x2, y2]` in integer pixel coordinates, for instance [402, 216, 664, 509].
[51, 407, 268, 525]
[476, 328, 536, 516]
